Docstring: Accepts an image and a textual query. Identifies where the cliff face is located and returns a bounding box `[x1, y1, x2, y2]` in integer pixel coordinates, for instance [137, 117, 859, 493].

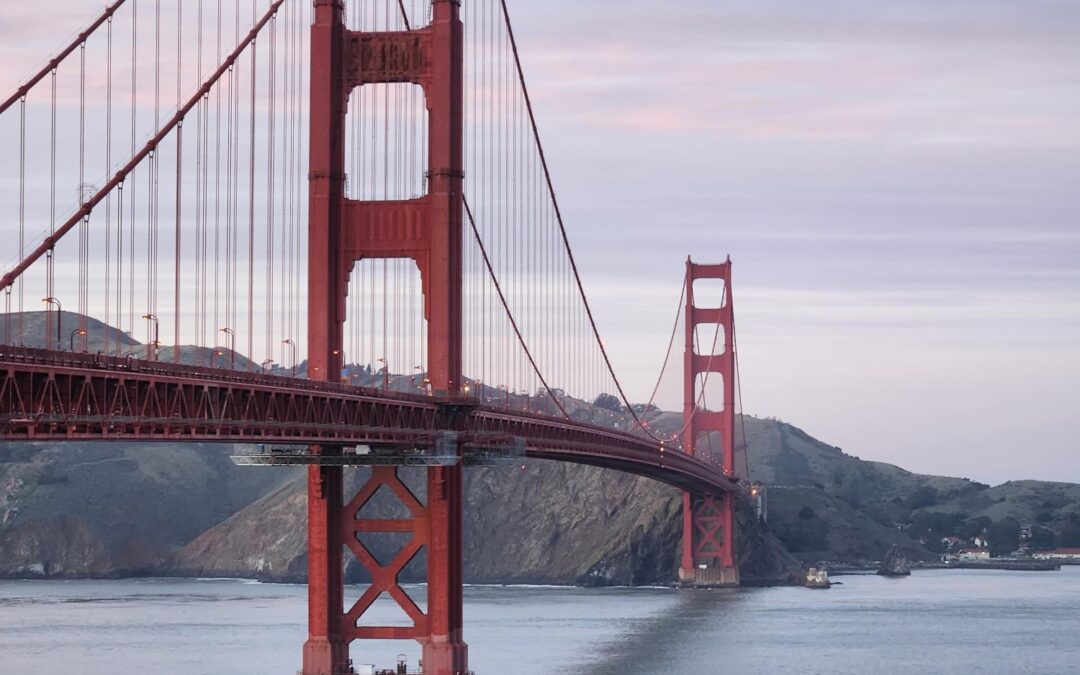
[6, 413, 1079, 583]
[5, 414, 1078, 583]
[167, 461, 799, 586]
[0, 442, 295, 576]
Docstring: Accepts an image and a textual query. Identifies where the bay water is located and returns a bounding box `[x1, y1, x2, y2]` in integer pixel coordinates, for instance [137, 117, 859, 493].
[1, 567, 1078, 674]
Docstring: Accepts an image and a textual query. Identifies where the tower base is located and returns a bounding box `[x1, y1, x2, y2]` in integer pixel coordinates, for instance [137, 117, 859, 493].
[422, 638, 470, 675]
[678, 565, 740, 588]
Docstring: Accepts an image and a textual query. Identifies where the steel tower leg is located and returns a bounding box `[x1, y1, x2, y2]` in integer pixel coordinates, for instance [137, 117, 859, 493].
[305, 1, 467, 672]
[679, 257, 739, 587]
[304, 466, 348, 674]
[305, 1, 349, 672]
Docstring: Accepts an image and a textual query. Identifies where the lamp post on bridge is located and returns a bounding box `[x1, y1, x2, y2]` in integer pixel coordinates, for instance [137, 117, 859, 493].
[219, 327, 235, 369]
[142, 314, 159, 361]
[42, 296, 61, 350]
[69, 328, 86, 352]
[282, 338, 297, 377]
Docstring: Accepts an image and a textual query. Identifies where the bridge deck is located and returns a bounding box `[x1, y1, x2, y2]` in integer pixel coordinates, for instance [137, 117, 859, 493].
[0, 347, 737, 495]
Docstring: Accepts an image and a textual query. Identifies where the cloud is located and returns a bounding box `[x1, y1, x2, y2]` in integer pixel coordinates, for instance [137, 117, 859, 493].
[1, 0, 1077, 484]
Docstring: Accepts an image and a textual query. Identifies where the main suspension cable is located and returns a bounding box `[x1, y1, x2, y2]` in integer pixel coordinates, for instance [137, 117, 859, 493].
[638, 275, 687, 418]
[0, 0, 289, 293]
[464, 194, 570, 420]
[0, 0, 130, 115]
[498, 0, 658, 438]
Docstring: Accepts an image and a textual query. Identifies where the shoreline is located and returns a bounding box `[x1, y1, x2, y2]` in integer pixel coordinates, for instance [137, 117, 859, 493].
[0, 572, 800, 588]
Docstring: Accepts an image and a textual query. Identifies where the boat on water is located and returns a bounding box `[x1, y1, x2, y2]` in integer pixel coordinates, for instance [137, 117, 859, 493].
[805, 567, 831, 589]
[943, 559, 1060, 571]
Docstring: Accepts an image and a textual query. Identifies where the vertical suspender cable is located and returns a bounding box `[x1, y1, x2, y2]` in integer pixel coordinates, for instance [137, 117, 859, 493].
[129, 0, 137, 342]
[232, 0, 239, 348]
[18, 98, 26, 344]
[174, 0, 184, 362]
[175, 119, 184, 363]
[0, 0, 130, 116]
[105, 16, 114, 354]
[499, 0, 657, 433]
[225, 1, 235, 351]
[152, 0, 161, 339]
[247, 19, 258, 370]
[195, 0, 205, 355]
[214, 0, 223, 360]
[464, 195, 568, 419]
[79, 41, 88, 348]
[48, 67, 57, 347]
[267, 12, 277, 365]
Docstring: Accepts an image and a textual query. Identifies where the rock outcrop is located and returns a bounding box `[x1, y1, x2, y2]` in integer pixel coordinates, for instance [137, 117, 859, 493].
[877, 544, 912, 577]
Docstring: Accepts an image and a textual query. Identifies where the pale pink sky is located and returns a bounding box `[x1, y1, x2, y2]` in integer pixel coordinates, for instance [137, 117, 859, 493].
[1, 0, 1078, 485]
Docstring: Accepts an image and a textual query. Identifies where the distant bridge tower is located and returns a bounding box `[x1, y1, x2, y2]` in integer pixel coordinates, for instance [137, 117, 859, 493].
[679, 257, 739, 587]
[305, 1, 466, 674]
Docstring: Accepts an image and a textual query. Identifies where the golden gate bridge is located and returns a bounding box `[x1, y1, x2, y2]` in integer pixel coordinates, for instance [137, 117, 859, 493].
[0, 2, 747, 673]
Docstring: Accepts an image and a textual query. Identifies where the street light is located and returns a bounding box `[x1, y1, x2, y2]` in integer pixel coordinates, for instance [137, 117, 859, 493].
[142, 314, 159, 361]
[69, 328, 87, 352]
[219, 327, 235, 369]
[42, 297, 61, 349]
[282, 338, 297, 377]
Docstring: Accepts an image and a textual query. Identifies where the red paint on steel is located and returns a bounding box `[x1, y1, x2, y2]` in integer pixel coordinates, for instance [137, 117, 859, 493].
[0, 0, 129, 115]
[679, 257, 739, 586]
[0, 347, 737, 495]
[0, 0, 288, 294]
[305, 0, 467, 671]
[304, 1, 349, 671]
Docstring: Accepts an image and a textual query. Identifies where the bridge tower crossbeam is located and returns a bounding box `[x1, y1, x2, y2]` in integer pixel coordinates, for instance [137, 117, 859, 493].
[679, 257, 739, 587]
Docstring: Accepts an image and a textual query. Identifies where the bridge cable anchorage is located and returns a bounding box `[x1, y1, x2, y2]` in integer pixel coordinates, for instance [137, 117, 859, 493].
[0, 0, 289, 295]
[0, 0, 129, 116]
[463, 194, 571, 420]
[498, 0, 663, 438]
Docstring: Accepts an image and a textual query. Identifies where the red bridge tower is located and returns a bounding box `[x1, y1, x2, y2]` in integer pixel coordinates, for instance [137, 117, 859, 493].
[679, 257, 739, 587]
[305, 1, 466, 673]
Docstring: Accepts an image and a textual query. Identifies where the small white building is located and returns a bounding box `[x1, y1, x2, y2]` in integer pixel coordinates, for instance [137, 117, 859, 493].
[1032, 547, 1080, 560]
[957, 548, 990, 561]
